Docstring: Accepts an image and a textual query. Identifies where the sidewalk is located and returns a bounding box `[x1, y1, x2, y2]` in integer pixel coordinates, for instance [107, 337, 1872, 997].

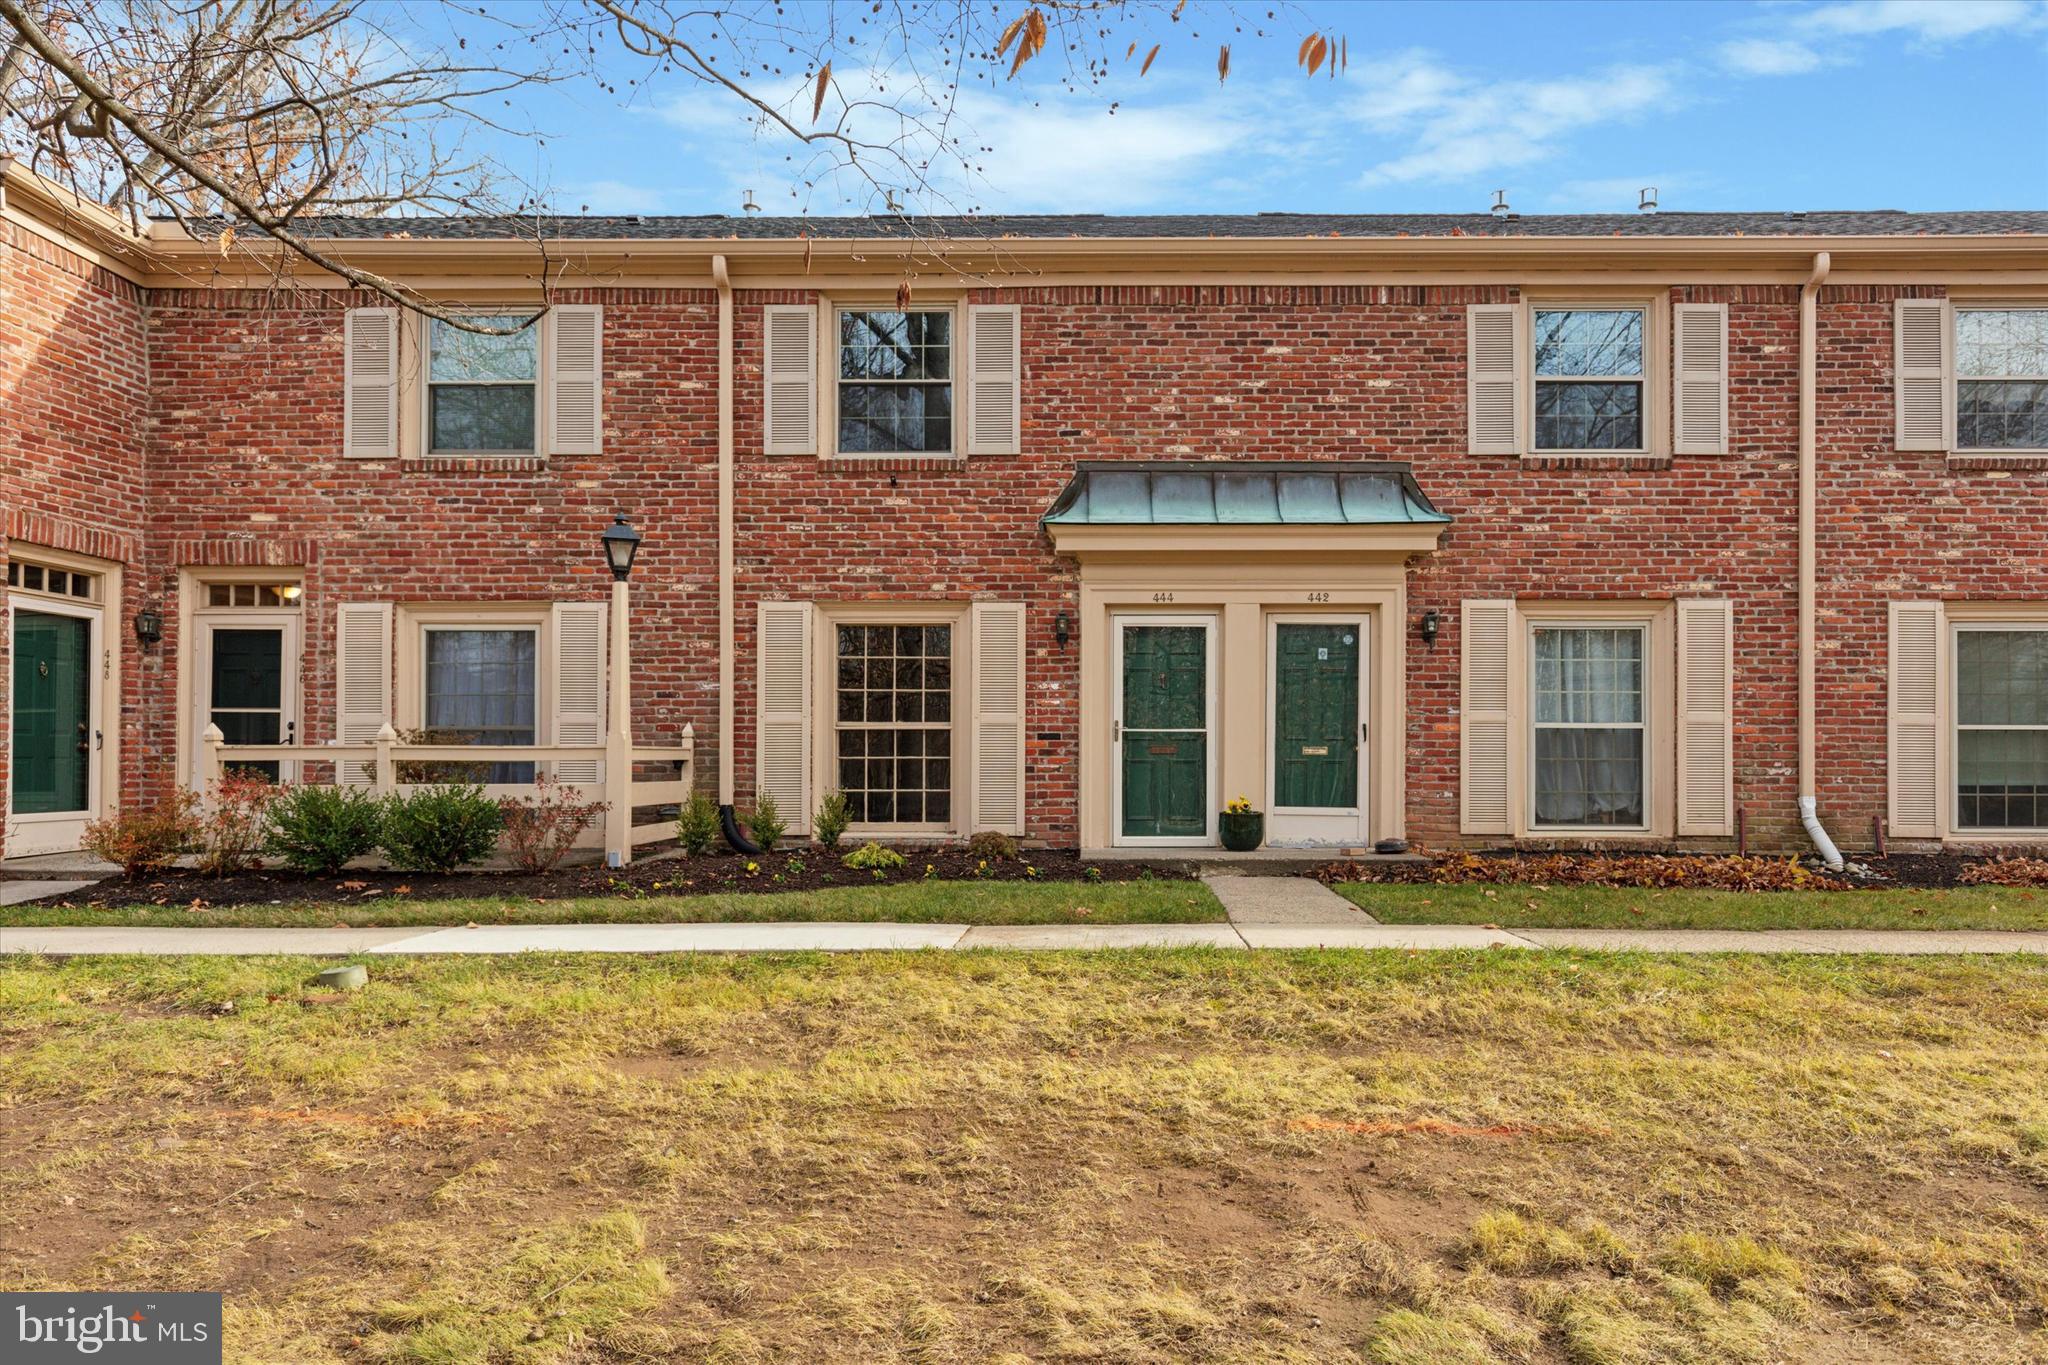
[3, 921, 2046, 956]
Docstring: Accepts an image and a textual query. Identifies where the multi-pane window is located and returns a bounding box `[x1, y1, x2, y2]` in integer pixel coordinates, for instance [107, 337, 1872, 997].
[428, 314, 539, 454]
[837, 310, 953, 454]
[1534, 309, 1645, 451]
[835, 624, 953, 825]
[205, 582, 300, 608]
[1955, 627, 2048, 830]
[5, 559, 98, 602]
[1956, 309, 2048, 450]
[1531, 625, 1646, 828]
[423, 628, 538, 783]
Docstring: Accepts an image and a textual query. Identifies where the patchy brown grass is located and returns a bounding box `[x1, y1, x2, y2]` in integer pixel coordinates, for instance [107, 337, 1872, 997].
[2, 950, 2045, 1362]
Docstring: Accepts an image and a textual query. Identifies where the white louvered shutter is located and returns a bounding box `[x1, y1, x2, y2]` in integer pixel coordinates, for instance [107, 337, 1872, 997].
[335, 602, 392, 784]
[1467, 304, 1521, 455]
[763, 304, 817, 455]
[756, 601, 813, 832]
[343, 308, 399, 459]
[1894, 298, 1952, 452]
[1673, 303, 1730, 455]
[971, 601, 1026, 833]
[548, 305, 603, 455]
[1888, 601, 1944, 838]
[551, 601, 606, 783]
[1675, 598, 1735, 836]
[966, 304, 1021, 455]
[1460, 600, 1514, 834]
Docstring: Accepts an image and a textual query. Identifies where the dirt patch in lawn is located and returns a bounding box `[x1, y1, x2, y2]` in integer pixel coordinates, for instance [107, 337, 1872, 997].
[20, 844, 1182, 910]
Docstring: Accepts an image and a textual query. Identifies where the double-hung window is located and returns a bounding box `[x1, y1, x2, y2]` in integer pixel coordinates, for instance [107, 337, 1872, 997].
[835, 309, 954, 455]
[1954, 625, 2048, 831]
[834, 623, 954, 826]
[1955, 308, 2048, 451]
[1534, 308, 1645, 451]
[1530, 624, 1647, 828]
[422, 626, 538, 784]
[427, 315, 539, 454]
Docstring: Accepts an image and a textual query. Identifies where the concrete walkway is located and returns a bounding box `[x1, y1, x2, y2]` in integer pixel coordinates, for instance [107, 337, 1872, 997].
[0, 880, 96, 907]
[1203, 874, 1377, 924]
[3, 921, 2047, 956]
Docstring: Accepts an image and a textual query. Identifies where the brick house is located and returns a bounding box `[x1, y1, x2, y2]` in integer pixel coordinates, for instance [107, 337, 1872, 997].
[4, 157, 2046, 861]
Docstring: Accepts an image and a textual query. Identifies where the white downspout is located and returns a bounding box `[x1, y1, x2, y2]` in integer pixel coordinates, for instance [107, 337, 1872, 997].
[712, 255, 738, 814]
[1798, 251, 1845, 871]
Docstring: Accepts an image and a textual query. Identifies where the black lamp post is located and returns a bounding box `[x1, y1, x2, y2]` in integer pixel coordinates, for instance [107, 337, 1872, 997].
[602, 514, 642, 581]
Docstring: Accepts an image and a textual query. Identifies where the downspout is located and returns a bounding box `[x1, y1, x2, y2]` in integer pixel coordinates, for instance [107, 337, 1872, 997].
[711, 254, 761, 854]
[1798, 251, 1845, 871]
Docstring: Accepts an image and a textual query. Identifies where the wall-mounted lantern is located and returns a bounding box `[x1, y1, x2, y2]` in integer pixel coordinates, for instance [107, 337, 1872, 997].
[1054, 610, 1071, 649]
[1419, 609, 1441, 648]
[134, 606, 164, 646]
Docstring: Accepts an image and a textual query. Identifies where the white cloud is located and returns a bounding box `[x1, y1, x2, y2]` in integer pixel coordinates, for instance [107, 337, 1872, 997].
[1351, 53, 1675, 187]
[1717, 38, 1826, 75]
[1794, 0, 2045, 41]
[557, 180, 674, 214]
[1543, 175, 1693, 213]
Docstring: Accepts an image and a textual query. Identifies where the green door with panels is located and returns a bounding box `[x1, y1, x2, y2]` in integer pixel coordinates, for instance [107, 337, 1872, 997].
[10, 610, 93, 814]
[1273, 622, 1359, 809]
[1119, 622, 1209, 840]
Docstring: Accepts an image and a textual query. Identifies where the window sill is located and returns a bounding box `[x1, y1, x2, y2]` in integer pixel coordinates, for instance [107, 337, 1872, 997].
[1945, 452, 2048, 471]
[401, 454, 549, 474]
[818, 454, 968, 474]
[1515, 453, 1671, 471]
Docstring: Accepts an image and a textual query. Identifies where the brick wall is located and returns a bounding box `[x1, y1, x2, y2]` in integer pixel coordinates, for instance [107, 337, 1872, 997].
[8, 265, 2047, 855]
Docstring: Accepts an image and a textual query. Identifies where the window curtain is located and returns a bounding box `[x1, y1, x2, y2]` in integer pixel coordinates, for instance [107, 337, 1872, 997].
[1532, 627, 1645, 827]
[424, 629, 537, 784]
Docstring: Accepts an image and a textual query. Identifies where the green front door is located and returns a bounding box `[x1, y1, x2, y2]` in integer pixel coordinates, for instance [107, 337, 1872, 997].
[1273, 623, 1360, 810]
[10, 610, 93, 815]
[1119, 622, 1210, 840]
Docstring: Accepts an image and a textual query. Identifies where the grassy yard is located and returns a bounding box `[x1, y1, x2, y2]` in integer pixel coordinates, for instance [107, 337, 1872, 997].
[0, 879, 1224, 929]
[1336, 881, 2048, 931]
[3, 950, 2045, 1363]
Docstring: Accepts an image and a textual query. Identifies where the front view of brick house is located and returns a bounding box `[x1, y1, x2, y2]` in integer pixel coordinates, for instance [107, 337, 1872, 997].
[5, 157, 2047, 862]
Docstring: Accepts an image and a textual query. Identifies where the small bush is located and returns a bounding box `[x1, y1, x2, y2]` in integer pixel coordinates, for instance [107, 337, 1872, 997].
[843, 841, 906, 872]
[676, 793, 720, 855]
[378, 784, 504, 873]
[813, 791, 852, 850]
[197, 772, 276, 875]
[967, 830, 1019, 862]
[745, 793, 786, 851]
[264, 784, 385, 875]
[80, 792, 199, 877]
[498, 774, 608, 873]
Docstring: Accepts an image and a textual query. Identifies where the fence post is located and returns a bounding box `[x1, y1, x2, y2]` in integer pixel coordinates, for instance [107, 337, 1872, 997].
[201, 723, 225, 804]
[373, 723, 398, 797]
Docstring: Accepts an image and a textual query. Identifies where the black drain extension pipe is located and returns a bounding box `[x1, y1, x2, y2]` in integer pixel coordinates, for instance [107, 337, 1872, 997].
[720, 803, 761, 855]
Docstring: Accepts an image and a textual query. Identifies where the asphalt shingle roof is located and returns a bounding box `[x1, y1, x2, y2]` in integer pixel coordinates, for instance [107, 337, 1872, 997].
[265, 210, 2048, 241]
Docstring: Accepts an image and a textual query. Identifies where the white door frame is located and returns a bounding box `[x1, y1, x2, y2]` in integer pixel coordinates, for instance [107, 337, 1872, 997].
[1110, 612, 1219, 848]
[5, 595, 106, 857]
[1265, 612, 1370, 846]
[189, 611, 303, 790]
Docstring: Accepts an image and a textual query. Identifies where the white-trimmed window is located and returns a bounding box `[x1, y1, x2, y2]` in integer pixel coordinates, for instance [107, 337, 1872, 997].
[1954, 624, 2048, 831]
[6, 557, 101, 603]
[1955, 308, 2048, 452]
[834, 308, 955, 455]
[426, 314, 540, 454]
[1529, 623, 1648, 829]
[419, 624, 540, 783]
[1533, 308, 1646, 452]
[834, 622, 956, 827]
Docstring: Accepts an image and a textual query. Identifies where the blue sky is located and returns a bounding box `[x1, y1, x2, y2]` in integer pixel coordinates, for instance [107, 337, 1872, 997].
[471, 0, 2048, 217]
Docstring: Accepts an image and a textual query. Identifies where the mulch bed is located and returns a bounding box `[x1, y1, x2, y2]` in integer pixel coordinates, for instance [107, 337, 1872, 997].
[25, 844, 1185, 910]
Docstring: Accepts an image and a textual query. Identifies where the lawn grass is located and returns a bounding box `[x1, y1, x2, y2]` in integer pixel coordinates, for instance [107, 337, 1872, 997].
[0, 878, 1225, 929]
[4, 950, 2045, 1362]
[1335, 880, 2048, 930]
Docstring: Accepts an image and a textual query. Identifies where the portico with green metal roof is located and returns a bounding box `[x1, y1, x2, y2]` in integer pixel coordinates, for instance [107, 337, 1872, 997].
[1043, 460, 1451, 855]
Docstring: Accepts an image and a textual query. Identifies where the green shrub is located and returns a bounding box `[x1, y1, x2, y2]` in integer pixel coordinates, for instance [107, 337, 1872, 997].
[813, 791, 852, 849]
[378, 784, 504, 873]
[745, 793, 786, 851]
[81, 792, 199, 877]
[676, 792, 720, 856]
[842, 841, 906, 872]
[264, 784, 385, 875]
[967, 830, 1020, 862]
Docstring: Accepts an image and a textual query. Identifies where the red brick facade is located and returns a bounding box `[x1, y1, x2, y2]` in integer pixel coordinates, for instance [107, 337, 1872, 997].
[4, 210, 2045, 859]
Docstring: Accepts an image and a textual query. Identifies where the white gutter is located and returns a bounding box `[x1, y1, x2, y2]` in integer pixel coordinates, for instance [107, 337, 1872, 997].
[1798, 251, 1845, 871]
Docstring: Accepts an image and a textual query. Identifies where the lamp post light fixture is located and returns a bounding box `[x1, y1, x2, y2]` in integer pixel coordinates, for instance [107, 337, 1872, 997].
[602, 514, 642, 581]
[600, 515, 643, 867]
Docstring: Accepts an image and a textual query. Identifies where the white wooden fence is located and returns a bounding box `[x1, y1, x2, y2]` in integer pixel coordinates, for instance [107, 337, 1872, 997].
[200, 721, 693, 865]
